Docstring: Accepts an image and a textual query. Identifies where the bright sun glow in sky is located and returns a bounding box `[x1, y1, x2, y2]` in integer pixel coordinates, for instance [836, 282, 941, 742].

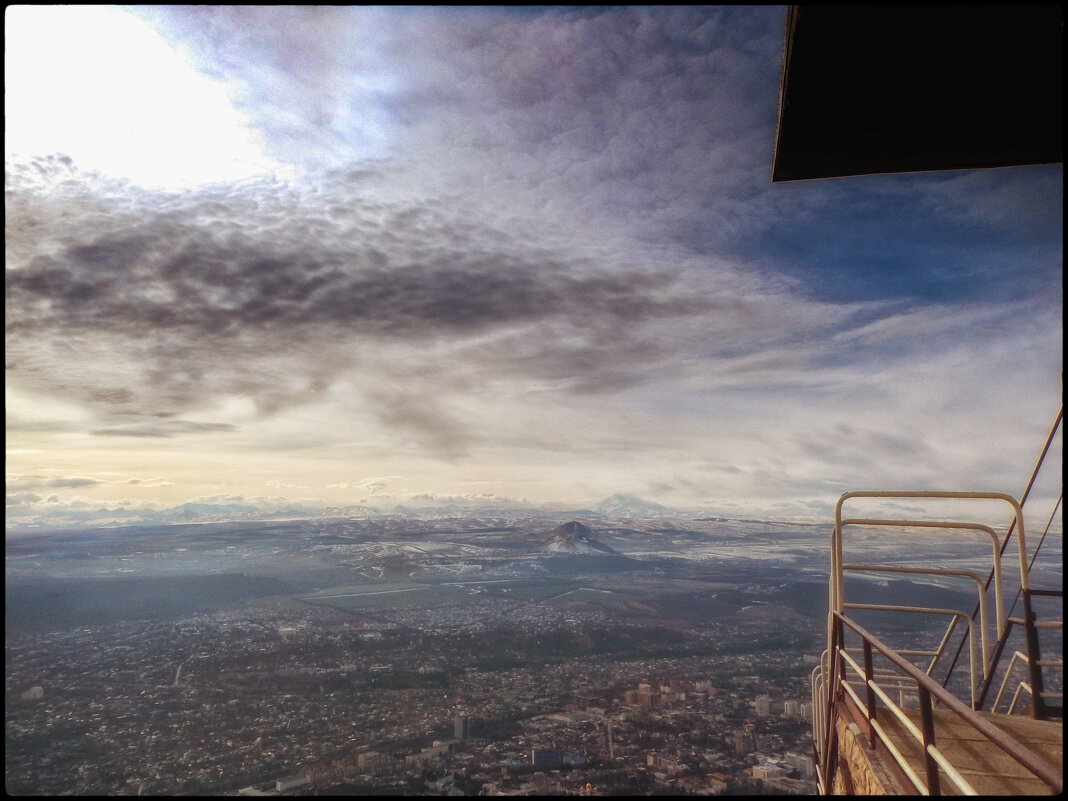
[4, 5, 1062, 529]
[5, 6, 283, 189]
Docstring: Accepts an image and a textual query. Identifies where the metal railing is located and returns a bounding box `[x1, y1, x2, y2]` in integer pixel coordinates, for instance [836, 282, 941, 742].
[814, 398, 1062, 793]
[814, 486, 1062, 793]
[821, 611, 1062, 795]
[831, 492, 1027, 710]
[811, 652, 829, 788]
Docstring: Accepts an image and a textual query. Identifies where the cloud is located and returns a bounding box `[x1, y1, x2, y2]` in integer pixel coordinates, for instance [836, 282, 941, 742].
[327, 477, 400, 493]
[6, 474, 105, 490]
[4, 7, 1061, 520]
[2, 490, 321, 531]
[358, 476, 400, 494]
[127, 477, 174, 487]
[122, 6, 792, 250]
[921, 166, 1064, 233]
[7, 150, 859, 461]
[90, 421, 238, 438]
[5, 8, 997, 441]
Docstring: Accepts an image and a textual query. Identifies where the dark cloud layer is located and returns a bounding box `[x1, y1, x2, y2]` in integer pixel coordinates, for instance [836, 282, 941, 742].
[6, 160, 748, 444]
[90, 421, 238, 439]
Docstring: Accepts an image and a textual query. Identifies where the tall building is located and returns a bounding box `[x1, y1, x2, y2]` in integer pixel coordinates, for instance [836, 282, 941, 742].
[755, 694, 771, 717]
[784, 699, 800, 718]
[786, 752, 815, 778]
[734, 730, 751, 755]
[454, 715, 469, 741]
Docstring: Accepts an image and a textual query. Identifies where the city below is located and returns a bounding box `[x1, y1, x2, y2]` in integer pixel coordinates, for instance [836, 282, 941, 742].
[6, 511, 988, 795]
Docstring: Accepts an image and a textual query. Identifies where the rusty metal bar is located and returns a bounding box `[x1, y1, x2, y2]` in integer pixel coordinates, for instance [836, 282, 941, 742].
[917, 684, 941, 795]
[820, 616, 843, 789]
[1027, 588, 1065, 597]
[925, 744, 978, 797]
[1009, 406, 1063, 550]
[1022, 589, 1048, 720]
[863, 640, 877, 749]
[839, 677, 948, 792]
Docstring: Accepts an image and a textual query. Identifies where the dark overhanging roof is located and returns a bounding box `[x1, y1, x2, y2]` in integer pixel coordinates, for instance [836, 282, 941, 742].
[772, 5, 1063, 182]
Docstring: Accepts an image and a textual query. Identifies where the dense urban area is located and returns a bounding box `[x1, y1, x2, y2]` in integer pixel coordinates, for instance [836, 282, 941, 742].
[8, 511, 1014, 795]
[7, 601, 819, 796]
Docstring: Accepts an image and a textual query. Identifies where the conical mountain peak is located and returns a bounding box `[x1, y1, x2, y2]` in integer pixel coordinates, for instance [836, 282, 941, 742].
[545, 521, 620, 555]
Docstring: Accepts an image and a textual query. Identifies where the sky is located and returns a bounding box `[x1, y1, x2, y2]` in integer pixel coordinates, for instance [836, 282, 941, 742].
[5, 5, 1063, 528]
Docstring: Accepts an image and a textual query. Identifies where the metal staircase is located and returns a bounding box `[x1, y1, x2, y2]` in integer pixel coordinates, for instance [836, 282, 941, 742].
[812, 404, 1063, 795]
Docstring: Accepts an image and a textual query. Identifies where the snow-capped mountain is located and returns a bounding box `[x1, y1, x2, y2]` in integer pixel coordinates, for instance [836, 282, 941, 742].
[544, 521, 621, 555]
[594, 493, 673, 517]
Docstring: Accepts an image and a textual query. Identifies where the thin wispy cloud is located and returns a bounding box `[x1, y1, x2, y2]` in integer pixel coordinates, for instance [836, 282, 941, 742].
[5, 6, 1061, 526]
[7, 475, 106, 491]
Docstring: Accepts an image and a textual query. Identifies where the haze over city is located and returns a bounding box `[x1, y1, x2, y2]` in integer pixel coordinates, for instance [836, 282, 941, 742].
[6, 5, 1063, 529]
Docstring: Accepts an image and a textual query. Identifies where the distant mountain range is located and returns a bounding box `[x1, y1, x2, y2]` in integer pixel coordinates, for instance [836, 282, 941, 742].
[544, 521, 622, 555]
[5, 492, 684, 532]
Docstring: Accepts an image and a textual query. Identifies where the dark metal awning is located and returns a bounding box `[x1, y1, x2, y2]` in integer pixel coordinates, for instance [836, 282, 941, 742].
[772, 5, 1063, 182]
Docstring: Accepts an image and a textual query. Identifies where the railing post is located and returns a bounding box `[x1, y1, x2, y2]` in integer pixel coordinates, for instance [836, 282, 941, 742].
[1021, 589, 1048, 720]
[836, 619, 847, 685]
[917, 684, 941, 795]
[822, 614, 843, 790]
[863, 639, 877, 749]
